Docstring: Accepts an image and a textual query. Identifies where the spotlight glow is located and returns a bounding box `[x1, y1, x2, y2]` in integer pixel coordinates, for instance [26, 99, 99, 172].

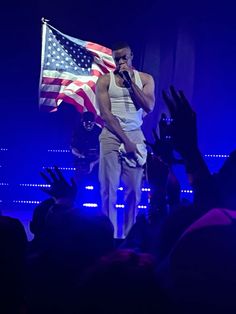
[13, 200, 41, 204]
[83, 203, 98, 207]
[19, 183, 50, 187]
[181, 189, 193, 193]
[42, 166, 76, 171]
[204, 154, 229, 158]
[85, 186, 94, 190]
[47, 149, 70, 153]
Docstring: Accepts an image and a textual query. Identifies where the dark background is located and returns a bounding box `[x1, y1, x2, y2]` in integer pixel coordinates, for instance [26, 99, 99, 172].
[0, 0, 235, 198]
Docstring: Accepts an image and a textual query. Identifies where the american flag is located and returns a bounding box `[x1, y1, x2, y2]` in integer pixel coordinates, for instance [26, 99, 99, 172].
[39, 19, 115, 126]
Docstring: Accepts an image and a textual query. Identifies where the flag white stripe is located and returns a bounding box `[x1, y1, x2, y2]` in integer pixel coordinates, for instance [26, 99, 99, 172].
[39, 98, 60, 106]
[41, 84, 63, 92]
[39, 21, 115, 124]
[43, 70, 100, 83]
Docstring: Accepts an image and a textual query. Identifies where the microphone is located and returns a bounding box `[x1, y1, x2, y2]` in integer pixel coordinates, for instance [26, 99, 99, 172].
[119, 70, 132, 88]
[122, 71, 132, 83]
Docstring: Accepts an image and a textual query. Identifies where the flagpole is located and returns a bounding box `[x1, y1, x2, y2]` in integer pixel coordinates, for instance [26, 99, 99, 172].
[38, 18, 48, 107]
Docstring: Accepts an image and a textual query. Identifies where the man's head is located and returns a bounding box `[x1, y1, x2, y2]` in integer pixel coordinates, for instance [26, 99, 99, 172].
[111, 42, 133, 72]
[82, 111, 96, 131]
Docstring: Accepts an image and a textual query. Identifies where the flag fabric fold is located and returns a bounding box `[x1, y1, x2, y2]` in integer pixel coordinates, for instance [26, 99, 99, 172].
[39, 20, 115, 126]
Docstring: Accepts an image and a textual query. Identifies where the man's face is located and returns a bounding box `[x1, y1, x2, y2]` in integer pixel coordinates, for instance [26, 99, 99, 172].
[112, 47, 133, 72]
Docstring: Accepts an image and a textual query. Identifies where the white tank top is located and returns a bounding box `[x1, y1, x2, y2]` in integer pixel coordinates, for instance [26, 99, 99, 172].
[108, 70, 144, 131]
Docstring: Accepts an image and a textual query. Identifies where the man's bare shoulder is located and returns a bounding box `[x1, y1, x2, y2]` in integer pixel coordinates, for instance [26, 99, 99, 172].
[138, 71, 154, 82]
[96, 73, 110, 85]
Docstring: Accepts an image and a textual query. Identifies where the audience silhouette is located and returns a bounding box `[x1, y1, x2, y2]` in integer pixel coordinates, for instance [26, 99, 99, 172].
[1, 86, 235, 313]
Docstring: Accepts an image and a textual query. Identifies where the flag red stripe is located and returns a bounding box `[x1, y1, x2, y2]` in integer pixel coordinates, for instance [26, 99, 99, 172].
[76, 89, 96, 113]
[86, 42, 112, 55]
[57, 94, 84, 112]
[40, 91, 60, 99]
[57, 91, 104, 127]
[74, 80, 96, 89]
[42, 77, 73, 85]
[97, 64, 111, 74]
[91, 69, 103, 76]
[76, 90, 104, 127]
[103, 59, 116, 69]
[41, 81, 96, 99]
[42, 76, 97, 89]
[39, 23, 116, 128]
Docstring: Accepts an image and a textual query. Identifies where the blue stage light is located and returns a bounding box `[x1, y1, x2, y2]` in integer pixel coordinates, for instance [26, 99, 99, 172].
[82, 203, 98, 207]
[42, 166, 77, 171]
[47, 149, 71, 153]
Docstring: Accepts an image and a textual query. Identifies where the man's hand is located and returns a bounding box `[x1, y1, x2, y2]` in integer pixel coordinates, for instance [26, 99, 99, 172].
[124, 140, 137, 159]
[119, 64, 134, 88]
[40, 166, 77, 206]
[123, 140, 144, 160]
[120, 71, 132, 88]
[71, 147, 85, 159]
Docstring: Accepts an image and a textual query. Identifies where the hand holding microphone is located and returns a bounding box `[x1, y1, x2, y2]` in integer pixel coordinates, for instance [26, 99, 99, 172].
[119, 70, 132, 88]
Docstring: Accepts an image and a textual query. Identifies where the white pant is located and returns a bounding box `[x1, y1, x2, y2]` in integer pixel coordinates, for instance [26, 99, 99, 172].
[99, 128, 145, 239]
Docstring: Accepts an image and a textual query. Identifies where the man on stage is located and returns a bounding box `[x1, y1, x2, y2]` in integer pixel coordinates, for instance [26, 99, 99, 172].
[96, 42, 155, 238]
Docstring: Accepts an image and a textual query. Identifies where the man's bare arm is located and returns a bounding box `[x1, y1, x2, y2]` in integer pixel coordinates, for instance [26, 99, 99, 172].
[129, 73, 155, 113]
[120, 68, 155, 113]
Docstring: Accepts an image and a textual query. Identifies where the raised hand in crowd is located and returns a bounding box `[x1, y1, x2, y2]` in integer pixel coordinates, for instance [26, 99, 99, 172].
[162, 86, 209, 174]
[40, 166, 77, 207]
[145, 127, 172, 167]
[162, 86, 198, 157]
[145, 114, 183, 166]
[162, 86, 216, 211]
[145, 112, 182, 219]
